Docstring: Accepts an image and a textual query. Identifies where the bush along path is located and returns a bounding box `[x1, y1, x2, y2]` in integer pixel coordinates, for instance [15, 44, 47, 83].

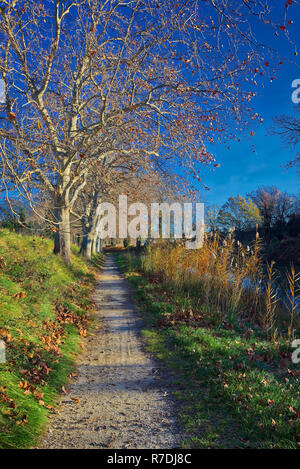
[39, 255, 182, 449]
[0, 229, 98, 449]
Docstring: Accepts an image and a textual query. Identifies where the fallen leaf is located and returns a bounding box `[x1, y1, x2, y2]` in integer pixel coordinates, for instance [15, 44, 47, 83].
[71, 397, 81, 404]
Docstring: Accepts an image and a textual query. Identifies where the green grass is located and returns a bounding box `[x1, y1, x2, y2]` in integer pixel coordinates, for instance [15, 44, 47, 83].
[0, 229, 103, 448]
[115, 252, 300, 449]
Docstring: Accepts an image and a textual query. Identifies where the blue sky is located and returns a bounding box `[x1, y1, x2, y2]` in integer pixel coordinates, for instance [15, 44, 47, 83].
[200, 6, 300, 208]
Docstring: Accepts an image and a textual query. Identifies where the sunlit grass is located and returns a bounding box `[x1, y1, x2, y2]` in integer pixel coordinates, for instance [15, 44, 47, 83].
[0, 229, 100, 448]
[115, 246, 300, 449]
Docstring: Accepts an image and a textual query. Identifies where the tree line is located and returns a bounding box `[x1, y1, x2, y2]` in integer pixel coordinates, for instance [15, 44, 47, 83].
[206, 186, 300, 263]
[0, 0, 298, 264]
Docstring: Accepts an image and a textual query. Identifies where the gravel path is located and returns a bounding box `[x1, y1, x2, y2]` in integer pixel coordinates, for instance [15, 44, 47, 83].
[39, 255, 182, 449]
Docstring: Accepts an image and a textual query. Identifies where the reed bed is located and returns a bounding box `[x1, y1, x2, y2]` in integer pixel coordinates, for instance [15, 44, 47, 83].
[140, 233, 299, 342]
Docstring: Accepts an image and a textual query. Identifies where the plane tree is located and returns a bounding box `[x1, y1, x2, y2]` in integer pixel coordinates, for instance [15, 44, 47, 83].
[0, 0, 293, 263]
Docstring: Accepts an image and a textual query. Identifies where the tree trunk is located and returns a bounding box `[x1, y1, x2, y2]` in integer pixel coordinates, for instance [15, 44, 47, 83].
[53, 229, 60, 255]
[53, 192, 72, 265]
[85, 231, 97, 260]
[92, 235, 97, 255]
[53, 206, 60, 254]
[85, 235, 92, 259]
[80, 228, 87, 254]
[58, 206, 71, 265]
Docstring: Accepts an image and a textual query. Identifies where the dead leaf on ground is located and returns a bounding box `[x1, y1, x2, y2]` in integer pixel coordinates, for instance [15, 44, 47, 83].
[71, 397, 81, 404]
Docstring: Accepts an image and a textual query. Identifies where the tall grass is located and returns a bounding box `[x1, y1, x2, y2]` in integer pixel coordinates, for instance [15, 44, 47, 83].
[286, 265, 300, 342]
[264, 261, 278, 341]
[140, 233, 299, 340]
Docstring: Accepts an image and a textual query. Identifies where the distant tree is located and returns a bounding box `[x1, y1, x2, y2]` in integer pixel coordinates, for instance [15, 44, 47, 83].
[286, 196, 300, 237]
[205, 205, 221, 233]
[273, 192, 294, 225]
[272, 113, 300, 175]
[248, 186, 280, 236]
[123, 237, 130, 249]
[218, 195, 261, 232]
[0, 199, 27, 232]
[248, 186, 297, 241]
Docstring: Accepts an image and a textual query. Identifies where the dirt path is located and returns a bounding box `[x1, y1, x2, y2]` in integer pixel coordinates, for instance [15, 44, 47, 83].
[40, 255, 182, 449]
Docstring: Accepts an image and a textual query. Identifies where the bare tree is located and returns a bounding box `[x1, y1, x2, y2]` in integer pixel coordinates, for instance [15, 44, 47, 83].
[274, 191, 294, 225]
[0, 0, 292, 263]
[247, 186, 296, 241]
[272, 113, 300, 174]
[248, 186, 280, 233]
[76, 153, 179, 258]
[205, 204, 220, 233]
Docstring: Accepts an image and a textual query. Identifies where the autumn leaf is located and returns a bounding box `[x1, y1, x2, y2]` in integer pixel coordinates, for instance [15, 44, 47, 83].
[33, 390, 44, 400]
[16, 414, 27, 426]
[8, 111, 16, 121]
[287, 368, 300, 377]
[71, 397, 81, 404]
[14, 291, 27, 299]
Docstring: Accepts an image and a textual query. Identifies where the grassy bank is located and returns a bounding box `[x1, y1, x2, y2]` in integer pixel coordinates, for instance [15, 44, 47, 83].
[0, 229, 101, 448]
[115, 250, 300, 449]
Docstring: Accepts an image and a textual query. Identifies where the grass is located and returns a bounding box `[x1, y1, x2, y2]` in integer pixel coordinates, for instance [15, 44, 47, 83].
[115, 249, 300, 449]
[0, 229, 103, 449]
